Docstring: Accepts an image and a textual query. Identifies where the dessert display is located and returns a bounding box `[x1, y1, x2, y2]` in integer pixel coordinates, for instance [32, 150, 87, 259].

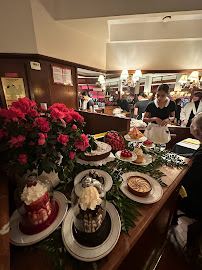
[143, 140, 153, 147]
[80, 141, 111, 161]
[128, 127, 144, 140]
[120, 149, 133, 160]
[71, 176, 108, 247]
[88, 169, 105, 185]
[16, 173, 57, 235]
[133, 147, 144, 163]
[127, 176, 152, 197]
[21, 181, 52, 225]
[105, 131, 125, 151]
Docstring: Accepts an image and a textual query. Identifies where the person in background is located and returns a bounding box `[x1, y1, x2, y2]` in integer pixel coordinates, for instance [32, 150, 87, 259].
[82, 92, 94, 112]
[180, 92, 202, 127]
[134, 93, 150, 120]
[112, 94, 122, 107]
[178, 112, 202, 220]
[143, 84, 175, 144]
[175, 98, 182, 124]
[120, 94, 130, 112]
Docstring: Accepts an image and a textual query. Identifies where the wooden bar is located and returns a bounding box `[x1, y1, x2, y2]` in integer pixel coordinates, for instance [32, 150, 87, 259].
[104, 106, 120, 116]
[77, 111, 131, 135]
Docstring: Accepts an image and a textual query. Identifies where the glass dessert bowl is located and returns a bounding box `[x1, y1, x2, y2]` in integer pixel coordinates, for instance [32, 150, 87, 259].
[71, 175, 109, 247]
[15, 173, 58, 234]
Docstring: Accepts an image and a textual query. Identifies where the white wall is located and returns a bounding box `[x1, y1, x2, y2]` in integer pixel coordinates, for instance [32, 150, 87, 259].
[0, 0, 37, 53]
[30, 0, 106, 70]
[106, 40, 202, 70]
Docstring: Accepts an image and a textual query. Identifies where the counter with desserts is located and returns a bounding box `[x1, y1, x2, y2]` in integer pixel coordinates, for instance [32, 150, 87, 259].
[8, 131, 191, 270]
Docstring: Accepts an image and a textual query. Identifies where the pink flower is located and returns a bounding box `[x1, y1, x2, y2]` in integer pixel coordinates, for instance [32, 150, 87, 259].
[51, 108, 65, 120]
[8, 107, 26, 121]
[69, 152, 76, 159]
[40, 107, 46, 113]
[70, 110, 84, 123]
[34, 117, 50, 132]
[64, 113, 73, 123]
[27, 109, 40, 117]
[57, 134, 69, 146]
[49, 103, 66, 111]
[18, 154, 27, 164]
[0, 129, 8, 139]
[75, 134, 89, 151]
[0, 108, 8, 118]
[9, 135, 26, 148]
[38, 133, 47, 145]
[12, 97, 37, 113]
[72, 124, 77, 130]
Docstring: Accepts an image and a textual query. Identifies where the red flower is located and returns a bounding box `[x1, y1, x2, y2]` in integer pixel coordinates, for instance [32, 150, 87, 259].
[18, 154, 27, 164]
[12, 97, 37, 113]
[64, 113, 73, 123]
[72, 124, 77, 130]
[0, 108, 8, 118]
[69, 152, 76, 159]
[27, 109, 40, 117]
[70, 110, 84, 123]
[51, 108, 65, 120]
[34, 117, 50, 132]
[57, 134, 69, 146]
[38, 133, 47, 145]
[0, 129, 8, 138]
[8, 107, 26, 121]
[9, 135, 26, 148]
[75, 134, 89, 151]
[49, 103, 66, 111]
[40, 107, 46, 113]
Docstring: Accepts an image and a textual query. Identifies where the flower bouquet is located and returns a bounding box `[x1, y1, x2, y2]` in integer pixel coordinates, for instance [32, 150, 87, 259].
[0, 98, 90, 182]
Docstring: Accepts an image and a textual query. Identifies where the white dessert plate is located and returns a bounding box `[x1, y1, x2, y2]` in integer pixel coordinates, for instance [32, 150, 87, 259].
[10, 191, 68, 246]
[74, 169, 113, 192]
[131, 154, 153, 166]
[62, 201, 121, 262]
[115, 151, 137, 162]
[120, 172, 163, 204]
[141, 143, 155, 148]
[124, 134, 147, 142]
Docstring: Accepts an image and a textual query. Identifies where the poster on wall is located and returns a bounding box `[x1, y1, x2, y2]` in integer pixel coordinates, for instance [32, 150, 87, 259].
[52, 66, 73, 86]
[1, 77, 26, 107]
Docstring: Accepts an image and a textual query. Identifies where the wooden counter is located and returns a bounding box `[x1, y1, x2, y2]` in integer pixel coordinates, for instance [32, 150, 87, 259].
[104, 106, 120, 116]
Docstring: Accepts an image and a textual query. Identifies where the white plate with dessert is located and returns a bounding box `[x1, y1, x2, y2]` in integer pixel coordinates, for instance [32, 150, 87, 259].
[124, 134, 147, 142]
[120, 172, 163, 204]
[124, 127, 147, 142]
[74, 169, 113, 192]
[10, 191, 68, 246]
[141, 140, 155, 148]
[62, 201, 121, 262]
[115, 150, 137, 162]
[131, 147, 153, 166]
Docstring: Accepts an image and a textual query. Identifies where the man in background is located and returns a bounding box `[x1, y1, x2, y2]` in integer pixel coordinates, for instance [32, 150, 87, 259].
[134, 93, 150, 119]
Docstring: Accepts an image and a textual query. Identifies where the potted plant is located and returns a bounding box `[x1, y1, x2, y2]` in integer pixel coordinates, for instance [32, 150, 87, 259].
[0, 98, 90, 186]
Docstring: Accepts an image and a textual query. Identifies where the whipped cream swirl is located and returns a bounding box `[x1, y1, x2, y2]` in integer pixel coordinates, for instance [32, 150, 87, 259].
[21, 182, 47, 205]
[79, 186, 102, 210]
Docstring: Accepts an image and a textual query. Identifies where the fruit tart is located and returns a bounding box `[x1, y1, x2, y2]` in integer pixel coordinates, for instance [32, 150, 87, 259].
[143, 140, 153, 147]
[127, 176, 152, 197]
[105, 131, 125, 151]
[120, 149, 133, 160]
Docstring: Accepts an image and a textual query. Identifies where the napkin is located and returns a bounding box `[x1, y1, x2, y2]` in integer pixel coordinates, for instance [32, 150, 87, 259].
[183, 139, 200, 145]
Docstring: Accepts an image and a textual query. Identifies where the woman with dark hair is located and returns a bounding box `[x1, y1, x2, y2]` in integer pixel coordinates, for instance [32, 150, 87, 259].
[143, 84, 175, 144]
[180, 92, 202, 127]
[82, 92, 94, 112]
[134, 92, 150, 119]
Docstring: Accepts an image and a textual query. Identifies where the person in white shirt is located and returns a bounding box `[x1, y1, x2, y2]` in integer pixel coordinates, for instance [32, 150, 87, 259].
[180, 92, 202, 127]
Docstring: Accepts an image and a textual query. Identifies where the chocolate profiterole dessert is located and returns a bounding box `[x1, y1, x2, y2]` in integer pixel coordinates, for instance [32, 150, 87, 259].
[71, 176, 111, 247]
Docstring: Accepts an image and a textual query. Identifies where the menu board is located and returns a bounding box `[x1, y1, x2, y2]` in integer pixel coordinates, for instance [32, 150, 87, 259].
[1, 77, 26, 107]
[52, 66, 73, 86]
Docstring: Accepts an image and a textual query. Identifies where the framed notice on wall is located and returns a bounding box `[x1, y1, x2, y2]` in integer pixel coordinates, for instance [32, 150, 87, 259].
[52, 66, 73, 86]
[1, 77, 26, 107]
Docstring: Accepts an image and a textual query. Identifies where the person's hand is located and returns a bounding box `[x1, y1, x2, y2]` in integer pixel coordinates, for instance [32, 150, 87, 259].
[183, 119, 188, 126]
[161, 119, 169, 126]
[155, 117, 163, 125]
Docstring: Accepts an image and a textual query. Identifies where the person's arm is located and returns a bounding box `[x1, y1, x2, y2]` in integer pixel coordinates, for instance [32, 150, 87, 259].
[143, 112, 163, 125]
[88, 106, 93, 112]
[180, 106, 187, 125]
[134, 108, 138, 116]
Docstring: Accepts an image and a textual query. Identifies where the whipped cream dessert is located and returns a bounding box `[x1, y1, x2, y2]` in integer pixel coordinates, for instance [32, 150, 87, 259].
[21, 181, 52, 226]
[79, 186, 102, 211]
[21, 182, 47, 205]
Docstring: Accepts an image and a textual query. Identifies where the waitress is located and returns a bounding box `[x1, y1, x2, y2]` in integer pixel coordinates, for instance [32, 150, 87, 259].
[143, 84, 175, 144]
[82, 92, 94, 112]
